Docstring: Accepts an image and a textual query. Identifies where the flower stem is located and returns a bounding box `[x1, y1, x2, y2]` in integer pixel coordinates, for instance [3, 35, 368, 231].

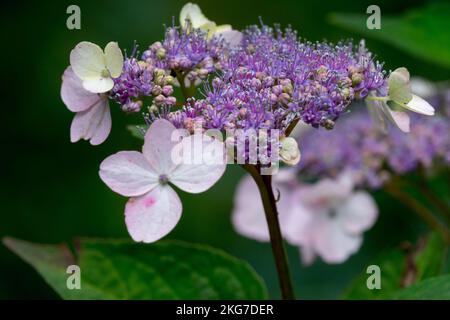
[175, 71, 196, 102]
[244, 164, 296, 299]
[385, 182, 450, 244]
[416, 169, 450, 224]
[365, 96, 389, 102]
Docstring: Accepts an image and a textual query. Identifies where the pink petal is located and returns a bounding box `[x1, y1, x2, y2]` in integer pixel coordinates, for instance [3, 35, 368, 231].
[299, 246, 316, 266]
[232, 174, 296, 242]
[336, 191, 378, 235]
[382, 103, 410, 133]
[99, 151, 159, 197]
[70, 98, 111, 145]
[232, 175, 270, 242]
[219, 30, 243, 47]
[170, 135, 226, 193]
[311, 216, 362, 264]
[125, 185, 182, 243]
[61, 67, 101, 112]
[282, 199, 314, 247]
[390, 110, 411, 133]
[297, 174, 353, 211]
[142, 119, 185, 175]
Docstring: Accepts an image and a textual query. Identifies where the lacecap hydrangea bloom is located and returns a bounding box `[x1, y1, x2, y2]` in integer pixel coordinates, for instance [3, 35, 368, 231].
[60, 2, 436, 246]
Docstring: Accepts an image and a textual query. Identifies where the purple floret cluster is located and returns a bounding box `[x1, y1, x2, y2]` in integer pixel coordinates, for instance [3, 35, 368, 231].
[153, 25, 386, 134]
[110, 25, 227, 113]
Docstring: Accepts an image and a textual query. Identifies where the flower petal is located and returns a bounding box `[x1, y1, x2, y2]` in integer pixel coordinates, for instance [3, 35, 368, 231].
[104, 42, 124, 78]
[125, 185, 182, 243]
[388, 67, 412, 104]
[232, 175, 270, 242]
[179, 3, 211, 29]
[61, 67, 100, 112]
[297, 173, 353, 210]
[215, 24, 232, 33]
[170, 134, 226, 193]
[366, 95, 388, 133]
[82, 76, 114, 93]
[217, 30, 243, 48]
[382, 103, 410, 133]
[232, 174, 297, 243]
[70, 98, 111, 145]
[99, 151, 159, 197]
[405, 94, 435, 116]
[311, 215, 363, 264]
[336, 191, 378, 234]
[142, 119, 185, 175]
[70, 41, 105, 80]
[299, 246, 316, 266]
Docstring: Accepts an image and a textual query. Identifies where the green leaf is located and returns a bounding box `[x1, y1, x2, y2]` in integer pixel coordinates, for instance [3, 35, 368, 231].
[329, 3, 450, 69]
[343, 232, 447, 299]
[127, 125, 145, 140]
[3, 237, 268, 300]
[414, 232, 448, 281]
[343, 247, 405, 299]
[395, 275, 450, 300]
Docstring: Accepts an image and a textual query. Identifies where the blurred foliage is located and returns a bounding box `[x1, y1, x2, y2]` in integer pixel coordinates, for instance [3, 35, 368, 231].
[4, 237, 268, 299]
[395, 275, 450, 299]
[1, 0, 449, 299]
[343, 232, 448, 299]
[330, 2, 450, 69]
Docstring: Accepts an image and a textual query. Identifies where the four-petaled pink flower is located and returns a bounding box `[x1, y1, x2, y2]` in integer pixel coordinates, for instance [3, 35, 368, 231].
[99, 119, 226, 243]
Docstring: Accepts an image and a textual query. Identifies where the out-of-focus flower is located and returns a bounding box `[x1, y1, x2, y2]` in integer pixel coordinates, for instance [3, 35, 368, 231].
[61, 67, 111, 145]
[232, 171, 377, 264]
[286, 173, 378, 265]
[70, 41, 124, 93]
[232, 169, 300, 241]
[366, 68, 435, 133]
[299, 99, 450, 189]
[99, 119, 226, 243]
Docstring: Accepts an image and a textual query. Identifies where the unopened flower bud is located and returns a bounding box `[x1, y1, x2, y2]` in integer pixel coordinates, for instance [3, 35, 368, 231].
[122, 100, 142, 113]
[278, 92, 291, 104]
[279, 136, 301, 166]
[148, 104, 158, 113]
[162, 85, 173, 96]
[165, 96, 177, 106]
[156, 47, 166, 59]
[351, 73, 363, 86]
[154, 94, 166, 105]
[152, 85, 162, 96]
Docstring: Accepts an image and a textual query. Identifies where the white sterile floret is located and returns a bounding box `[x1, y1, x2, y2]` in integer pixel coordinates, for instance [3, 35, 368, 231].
[70, 41, 124, 93]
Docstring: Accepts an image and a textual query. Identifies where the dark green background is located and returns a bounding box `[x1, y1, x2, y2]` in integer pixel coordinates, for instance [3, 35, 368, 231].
[1, 0, 448, 299]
